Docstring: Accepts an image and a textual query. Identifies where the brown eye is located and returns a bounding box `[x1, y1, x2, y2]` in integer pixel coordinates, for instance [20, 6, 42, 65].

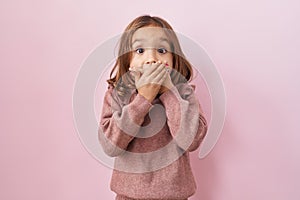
[135, 48, 144, 54]
[157, 48, 167, 54]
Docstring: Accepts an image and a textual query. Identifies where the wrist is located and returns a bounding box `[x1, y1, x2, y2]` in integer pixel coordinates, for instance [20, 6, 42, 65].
[159, 86, 169, 94]
[138, 91, 155, 103]
[159, 83, 174, 94]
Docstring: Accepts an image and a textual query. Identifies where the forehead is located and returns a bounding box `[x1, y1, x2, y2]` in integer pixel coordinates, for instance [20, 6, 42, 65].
[131, 27, 168, 43]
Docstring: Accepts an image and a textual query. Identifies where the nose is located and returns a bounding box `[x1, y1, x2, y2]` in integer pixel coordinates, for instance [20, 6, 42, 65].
[145, 49, 157, 64]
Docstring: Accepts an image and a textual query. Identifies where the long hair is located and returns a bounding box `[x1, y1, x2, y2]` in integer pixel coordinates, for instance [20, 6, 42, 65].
[107, 15, 194, 95]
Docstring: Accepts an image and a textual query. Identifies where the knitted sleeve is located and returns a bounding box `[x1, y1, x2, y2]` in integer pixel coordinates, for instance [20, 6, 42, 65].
[159, 83, 208, 152]
[98, 85, 153, 157]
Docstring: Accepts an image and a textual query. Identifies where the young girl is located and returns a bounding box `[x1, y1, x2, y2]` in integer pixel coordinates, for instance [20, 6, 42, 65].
[98, 15, 208, 200]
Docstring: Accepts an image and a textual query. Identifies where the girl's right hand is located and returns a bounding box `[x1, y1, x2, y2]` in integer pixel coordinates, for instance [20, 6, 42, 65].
[129, 61, 167, 103]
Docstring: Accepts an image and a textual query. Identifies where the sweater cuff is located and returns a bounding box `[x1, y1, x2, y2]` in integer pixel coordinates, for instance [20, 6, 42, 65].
[127, 93, 153, 125]
[159, 85, 181, 105]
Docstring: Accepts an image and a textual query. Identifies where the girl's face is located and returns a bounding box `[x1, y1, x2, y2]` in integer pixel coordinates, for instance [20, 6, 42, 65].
[130, 26, 173, 68]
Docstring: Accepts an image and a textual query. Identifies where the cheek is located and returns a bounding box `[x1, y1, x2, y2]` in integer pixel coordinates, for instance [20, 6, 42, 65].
[129, 56, 138, 66]
[130, 55, 145, 67]
[158, 54, 173, 66]
[166, 55, 173, 67]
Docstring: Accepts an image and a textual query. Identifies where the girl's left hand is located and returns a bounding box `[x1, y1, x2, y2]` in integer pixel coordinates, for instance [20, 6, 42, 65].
[158, 66, 174, 94]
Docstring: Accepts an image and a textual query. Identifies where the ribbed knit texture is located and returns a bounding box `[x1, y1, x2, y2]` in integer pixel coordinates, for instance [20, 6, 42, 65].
[116, 194, 188, 200]
[98, 83, 208, 200]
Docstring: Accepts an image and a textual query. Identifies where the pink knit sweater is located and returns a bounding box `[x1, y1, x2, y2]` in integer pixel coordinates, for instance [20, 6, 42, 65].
[98, 83, 208, 200]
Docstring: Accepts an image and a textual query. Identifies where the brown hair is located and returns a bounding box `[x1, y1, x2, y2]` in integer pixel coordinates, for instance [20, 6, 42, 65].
[107, 15, 194, 94]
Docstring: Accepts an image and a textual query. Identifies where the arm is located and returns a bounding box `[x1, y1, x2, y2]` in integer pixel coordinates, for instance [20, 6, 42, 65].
[98, 85, 153, 157]
[159, 83, 208, 152]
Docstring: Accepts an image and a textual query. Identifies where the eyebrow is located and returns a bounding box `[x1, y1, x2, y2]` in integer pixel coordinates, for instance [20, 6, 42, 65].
[159, 37, 169, 44]
[132, 39, 146, 46]
[132, 37, 170, 46]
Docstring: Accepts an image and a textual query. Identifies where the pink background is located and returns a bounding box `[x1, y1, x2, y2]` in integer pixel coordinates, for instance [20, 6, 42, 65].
[1, 0, 299, 199]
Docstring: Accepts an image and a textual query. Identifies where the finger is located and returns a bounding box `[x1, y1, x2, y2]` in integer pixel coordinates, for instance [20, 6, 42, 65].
[129, 68, 141, 82]
[142, 61, 162, 76]
[152, 68, 167, 84]
[157, 71, 167, 85]
[165, 66, 172, 74]
[145, 61, 163, 76]
[129, 66, 144, 74]
[147, 62, 166, 79]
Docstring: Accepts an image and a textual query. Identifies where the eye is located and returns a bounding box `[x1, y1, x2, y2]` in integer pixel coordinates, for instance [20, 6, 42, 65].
[157, 48, 168, 54]
[135, 48, 144, 54]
